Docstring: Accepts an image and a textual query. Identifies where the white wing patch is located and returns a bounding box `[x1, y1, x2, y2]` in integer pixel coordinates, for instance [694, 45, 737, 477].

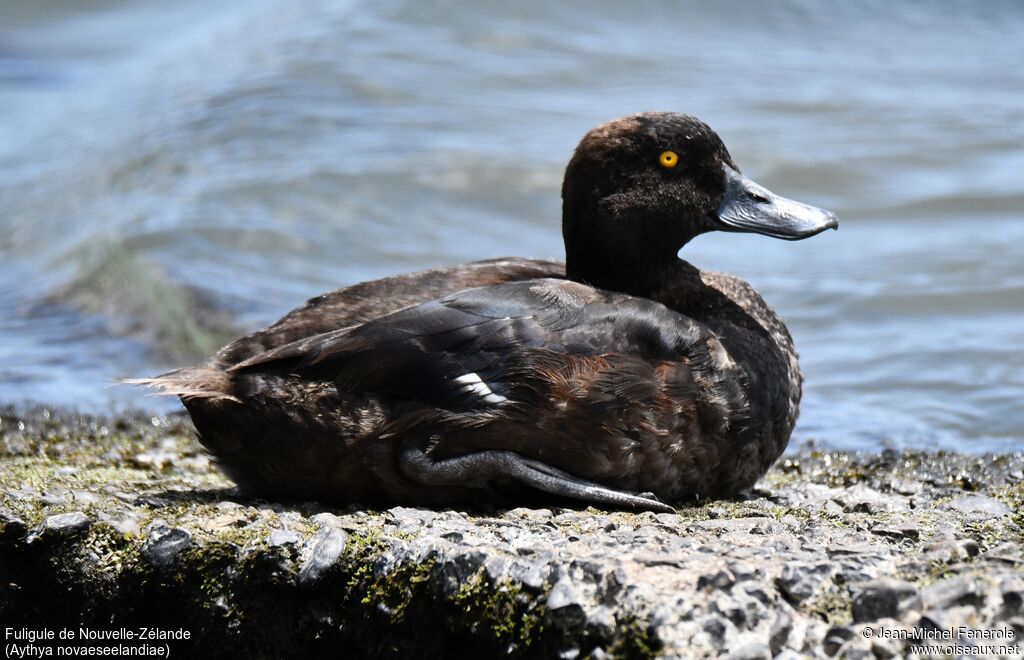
[454, 372, 507, 404]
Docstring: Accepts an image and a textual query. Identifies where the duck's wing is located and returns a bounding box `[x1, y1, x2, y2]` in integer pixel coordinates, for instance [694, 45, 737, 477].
[213, 257, 565, 367]
[229, 279, 584, 409]
[230, 278, 723, 413]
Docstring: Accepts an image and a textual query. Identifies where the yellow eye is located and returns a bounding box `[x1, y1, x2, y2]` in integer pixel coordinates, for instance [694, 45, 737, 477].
[659, 150, 679, 169]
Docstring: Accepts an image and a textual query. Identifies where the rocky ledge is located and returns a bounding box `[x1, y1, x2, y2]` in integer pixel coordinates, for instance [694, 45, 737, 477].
[1, 407, 1022, 659]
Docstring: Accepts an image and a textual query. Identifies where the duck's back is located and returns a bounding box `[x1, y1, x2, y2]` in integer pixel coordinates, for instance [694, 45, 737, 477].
[213, 257, 565, 367]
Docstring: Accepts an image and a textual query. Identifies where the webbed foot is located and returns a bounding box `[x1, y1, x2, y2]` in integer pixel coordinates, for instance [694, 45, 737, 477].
[399, 446, 675, 514]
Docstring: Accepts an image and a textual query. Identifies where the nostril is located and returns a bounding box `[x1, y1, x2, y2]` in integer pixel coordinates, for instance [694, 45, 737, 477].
[750, 192, 771, 204]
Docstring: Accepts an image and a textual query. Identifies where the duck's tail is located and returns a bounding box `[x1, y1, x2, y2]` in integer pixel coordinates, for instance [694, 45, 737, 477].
[123, 366, 241, 404]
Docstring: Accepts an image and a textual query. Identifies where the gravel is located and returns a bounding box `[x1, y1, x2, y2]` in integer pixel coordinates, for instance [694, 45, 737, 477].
[1, 406, 1023, 658]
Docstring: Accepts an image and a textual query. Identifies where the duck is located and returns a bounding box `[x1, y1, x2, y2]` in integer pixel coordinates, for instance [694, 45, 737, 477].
[136, 112, 837, 513]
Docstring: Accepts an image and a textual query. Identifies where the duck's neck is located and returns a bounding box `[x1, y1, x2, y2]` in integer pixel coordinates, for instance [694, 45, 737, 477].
[561, 187, 700, 297]
[564, 234, 687, 300]
[566, 244, 737, 330]
[564, 237, 702, 301]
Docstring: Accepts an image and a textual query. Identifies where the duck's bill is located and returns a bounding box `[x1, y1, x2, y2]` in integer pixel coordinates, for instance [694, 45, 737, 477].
[710, 165, 838, 240]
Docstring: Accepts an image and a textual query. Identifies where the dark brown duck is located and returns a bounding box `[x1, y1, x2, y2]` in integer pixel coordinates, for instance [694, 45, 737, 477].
[137, 112, 837, 513]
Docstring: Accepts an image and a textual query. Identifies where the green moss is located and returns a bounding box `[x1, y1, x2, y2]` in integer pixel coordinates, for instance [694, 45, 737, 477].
[340, 530, 432, 621]
[767, 504, 812, 523]
[922, 561, 962, 584]
[336, 537, 549, 652]
[347, 526, 384, 551]
[991, 481, 1024, 535]
[960, 519, 1012, 551]
[606, 617, 661, 659]
[804, 586, 852, 625]
[451, 570, 543, 645]
[82, 523, 141, 580]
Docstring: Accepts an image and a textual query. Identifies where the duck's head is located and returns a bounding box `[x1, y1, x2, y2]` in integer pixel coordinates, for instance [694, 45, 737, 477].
[561, 112, 837, 291]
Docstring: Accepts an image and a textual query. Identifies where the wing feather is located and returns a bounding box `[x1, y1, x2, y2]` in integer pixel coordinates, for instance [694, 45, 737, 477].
[229, 278, 730, 414]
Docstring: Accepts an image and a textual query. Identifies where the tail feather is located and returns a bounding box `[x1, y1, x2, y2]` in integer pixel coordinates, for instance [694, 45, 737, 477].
[123, 366, 241, 403]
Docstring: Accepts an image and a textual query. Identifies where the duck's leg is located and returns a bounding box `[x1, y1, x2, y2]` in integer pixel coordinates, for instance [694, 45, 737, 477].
[398, 446, 675, 514]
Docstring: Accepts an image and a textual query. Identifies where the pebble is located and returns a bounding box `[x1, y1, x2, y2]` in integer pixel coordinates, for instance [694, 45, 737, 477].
[944, 494, 1011, 516]
[768, 609, 792, 654]
[868, 618, 904, 659]
[916, 610, 949, 633]
[27, 511, 91, 542]
[140, 521, 192, 568]
[986, 541, 1023, 564]
[870, 522, 920, 541]
[0, 508, 27, 538]
[775, 562, 833, 605]
[267, 528, 302, 547]
[297, 525, 348, 586]
[851, 579, 921, 622]
[890, 478, 923, 495]
[923, 538, 980, 563]
[773, 652, 804, 660]
[39, 492, 69, 506]
[1000, 580, 1023, 615]
[921, 576, 982, 610]
[508, 559, 548, 590]
[697, 567, 737, 591]
[546, 579, 586, 629]
[724, 641, 771, 660]
[834, 484, 908, 514]
[96, 511, 142, 536]
[822, 625, 854, 656]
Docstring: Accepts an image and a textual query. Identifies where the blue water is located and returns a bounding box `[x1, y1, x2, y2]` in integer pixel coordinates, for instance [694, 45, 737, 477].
[1, 0, 1022, 451]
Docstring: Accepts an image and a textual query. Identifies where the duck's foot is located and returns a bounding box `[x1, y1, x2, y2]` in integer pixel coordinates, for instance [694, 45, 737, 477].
[399, 447, 675, 514]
